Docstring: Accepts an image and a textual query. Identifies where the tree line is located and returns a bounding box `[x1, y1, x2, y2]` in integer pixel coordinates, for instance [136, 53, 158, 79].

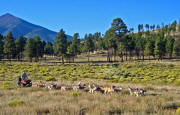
[0, 18, 180, 63]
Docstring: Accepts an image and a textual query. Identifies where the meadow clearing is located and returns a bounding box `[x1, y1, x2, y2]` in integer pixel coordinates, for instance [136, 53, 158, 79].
[0, 61, 180, 115]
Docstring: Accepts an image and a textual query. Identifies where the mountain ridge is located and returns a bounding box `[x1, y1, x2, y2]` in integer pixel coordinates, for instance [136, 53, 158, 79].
[0, 13, 72, 42]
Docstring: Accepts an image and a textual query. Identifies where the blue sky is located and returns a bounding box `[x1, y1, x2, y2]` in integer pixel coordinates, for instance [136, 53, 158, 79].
[0, 0, 180, 37]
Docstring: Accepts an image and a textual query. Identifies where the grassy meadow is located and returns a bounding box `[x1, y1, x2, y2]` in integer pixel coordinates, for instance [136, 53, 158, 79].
[0, 61, 180, 115]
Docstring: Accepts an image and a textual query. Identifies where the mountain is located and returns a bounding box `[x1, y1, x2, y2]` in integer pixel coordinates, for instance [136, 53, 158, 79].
[0, 13, 72, 42]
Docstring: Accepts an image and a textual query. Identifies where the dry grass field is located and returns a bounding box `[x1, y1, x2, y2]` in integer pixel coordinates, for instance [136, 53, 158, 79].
[0, 81, 180, 115]
[0, 61, 180, 115]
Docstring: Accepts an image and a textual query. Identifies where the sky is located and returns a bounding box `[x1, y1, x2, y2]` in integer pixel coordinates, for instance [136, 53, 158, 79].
[0, 0, 180, 37]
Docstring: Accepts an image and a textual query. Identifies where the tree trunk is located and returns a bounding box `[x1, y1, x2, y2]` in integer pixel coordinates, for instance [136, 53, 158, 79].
[107, 49, 110, 62]
[62, 55, 64, 64]
[29, 57, 32, 62]
[88, 51, 90, 62]
[129, 50, 132, 61]
[125, 50, 128, 61]
[142, 50, 144, 61]
[120, 52, 124, 62]
[149, 55, 150, 61]
[114, 48, 116, 62]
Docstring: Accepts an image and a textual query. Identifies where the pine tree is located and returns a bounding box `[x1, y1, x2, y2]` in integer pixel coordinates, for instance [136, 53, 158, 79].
[154, 37, 166, 60]
[33, 36, 43, 62]
[84, 34, 94, 62]
[173, 38, 180, 57]
[93, 32, 102, 51]
[104, 28, 116, 62]
[15, 35, 26, 60]
[44, 42, 53, 55]
[0, 34, 4, 60]
[166, 37, 175, 59]
[68, 33, 80, 62]
[145, 38, 155, 60]
[111, 18, 128, 61]
[145, 24, 150, 31]
[97, 38, 105, 50]
[53, 29, 67, 64]
[24, 38, 35, 62]
[3, 32, 16, 60]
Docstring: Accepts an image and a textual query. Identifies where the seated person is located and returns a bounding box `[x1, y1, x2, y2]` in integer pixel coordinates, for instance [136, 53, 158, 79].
[21, 72, 28, 84]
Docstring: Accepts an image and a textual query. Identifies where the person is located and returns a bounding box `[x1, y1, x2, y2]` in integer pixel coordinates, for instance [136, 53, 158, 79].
[21, 72, 28, 84]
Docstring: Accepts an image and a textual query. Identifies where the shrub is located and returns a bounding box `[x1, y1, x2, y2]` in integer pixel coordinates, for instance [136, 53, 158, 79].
[176, 79, 180, 86]
[1, 81, 14, 90]
[176, 107, 180, 115]
[44, 76, 56, 81]
[168, 64, 175, 67]
[8, 99, 24, 107]
[36, 108, 50, 115]
[109, 108, 123, 115]
[70, 91, 81, 97]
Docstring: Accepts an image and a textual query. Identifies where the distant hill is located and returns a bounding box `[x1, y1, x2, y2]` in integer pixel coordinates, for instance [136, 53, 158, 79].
[0, 13, 72, 42]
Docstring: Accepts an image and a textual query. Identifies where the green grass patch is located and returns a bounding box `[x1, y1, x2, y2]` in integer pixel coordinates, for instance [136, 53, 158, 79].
[1, 81, 14, 90]
[8, 99, 24, 107]
[70, 91, 81, 97]
[44, 76, 56, 81]
[177, 107, 180, 115]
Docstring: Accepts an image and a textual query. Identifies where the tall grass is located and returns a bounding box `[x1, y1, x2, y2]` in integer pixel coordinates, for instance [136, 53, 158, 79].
[0, 82, 179, 115]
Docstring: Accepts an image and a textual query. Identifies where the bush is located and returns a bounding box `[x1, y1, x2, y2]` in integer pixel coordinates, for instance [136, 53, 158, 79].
[177, 107, 180, 115]
[176, 79, 180, 86]
[36, 108, 50, 114]
[70, 91, 81, 97]
[44, 76, 56, 81]
[1, 81, 14, 90]
[8, 99, 24, 107]
[109, 108, 123, 115]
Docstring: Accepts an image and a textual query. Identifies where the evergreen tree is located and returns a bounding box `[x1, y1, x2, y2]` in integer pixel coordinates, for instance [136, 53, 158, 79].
[3, 32, 16, 60]
[111, 18, 128, 37]
[122, 35, 135, 61]
[93, 32, 101, 41]
[178, 19, 180, 32]
[44, 42, 53, 55]
[111, 18, 128, 61]
[166, 37, 175, 59]
[41, 41, 46, 55]
[173, 38, 180, 57]
[15, 35, 26, 60]
[138, 24, 144, 32]
[84, 34, 94, 62]
[24, 38, 35, 62]
[170, 20, 177, 32]
[104, 28, 116, 62]
[97, 38, 105, 50]
[93, 32, 102, 51]
[68, 33, 80, 62]
[145, 24, 150, 31]
[154, 37, 166, 60]
[145, 38, 155, 60]
[33, 36, 43, 62]
[53, 29, 67, 64]
[0, 34, 4, 60]
[134, 34, 146, 60]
